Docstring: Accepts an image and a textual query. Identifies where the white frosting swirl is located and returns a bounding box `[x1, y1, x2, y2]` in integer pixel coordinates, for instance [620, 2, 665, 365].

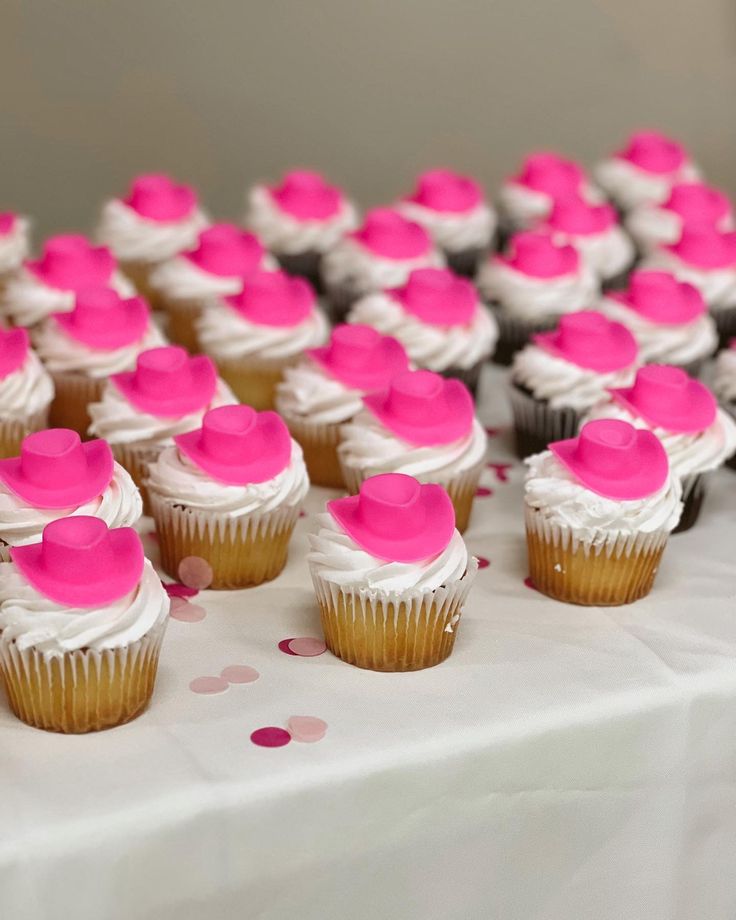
[275, 360, 365, 426]
[0, 464, 142, 547]
[597, 295, 717, 366]
[551, 225, 634, 281]
[0, 350, 54, 419]
[148, 251, 278, 303]
[308, 511, 468, 591]
[339, 412, 487, 481]
[476, 260, 599, 322]
[321, 238, 445, 299]
[714, 347, 736, 404]
[525, 451, 682, 539]
[0, 558, 169, 656]
[96, 199, 209, 264]
[346, 291, 497, 370]
[498, 180, 602, 230]
[0, 218, 30, 275]
[594, 158, 701, 211]
[146, 441, 308, 517]
[196, 299, 329, 362]
[88, 379, 237, 447]
[641, 250, 736, 312]
[395, 201, 496, 252]
[245, 185, 358, 255]
[32, 319, 166, 378]
[512, 344, 638, 411]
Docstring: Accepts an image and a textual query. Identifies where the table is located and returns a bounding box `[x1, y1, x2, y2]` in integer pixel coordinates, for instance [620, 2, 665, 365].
[1, 367, 735, 920]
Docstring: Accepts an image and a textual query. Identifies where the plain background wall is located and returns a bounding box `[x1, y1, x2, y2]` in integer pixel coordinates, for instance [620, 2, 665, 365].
[2, 0, 735, 240]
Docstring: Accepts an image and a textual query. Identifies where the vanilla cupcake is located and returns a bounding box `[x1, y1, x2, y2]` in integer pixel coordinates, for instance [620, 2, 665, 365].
[196, 269, 329, 410]
[148, 223, 277, 351]
[338, 369, 487, 532]
[0, 328, 54, 458]
[594, 131, 700, 212]
[96, 173, 208, 302]
[626, 182, 734, 256]
[321, 207, 444, 321]
[0, 213, 30, 287]
[598, 270, 717, 375]
[510, 311, 639, 458]
[148, 405, 308, 588]
[308, 472, 477, 671]
[585, 365, 736, 533]
[525, 419, 682, 605]
[0, 428, 142, 560]
[32, 287, 166, 436]
[396, 169, 497, 276]
[0, 517, 169, 732]
[477, 231, 599, 364]
[347, 268, 497, 396]
[88, 346, 236, 510]
[1, 234, 134, 328]
[276, 324, 409, 488]
[714, 340, 736, 469]
[245, 170, 358, 287]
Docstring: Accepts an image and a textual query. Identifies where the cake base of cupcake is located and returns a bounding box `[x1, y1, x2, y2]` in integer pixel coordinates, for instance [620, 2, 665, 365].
[0, 408, 50, 459]
[119, 259, 164, 311]
[49, 372, 105, 438]
[488, 305, 557, 367]
[509, 382, 580, 459]
[162, 298, 203, 354]
[438, 361, 483, 398]
[712, 306, 736, 351]
[281, 414, 344, 489]
[444, 246, 486, 278]
[672, 473, 708, 534]
[215, 355, 294, 411]
[277, 251, 324, 292]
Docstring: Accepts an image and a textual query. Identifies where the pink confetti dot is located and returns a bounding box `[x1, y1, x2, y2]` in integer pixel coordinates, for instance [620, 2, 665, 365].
[524, 576, 539, 592]
[287, 716, 328, 743]
[475, 486, 494, 498]
[146, 530, 159, 543]
[487, 462, 513, 483]
[221, 665, 260, 684]
[278, 638, 299, 656]
[189, 676, 228, 694]
[251, 727, 291, 748]
[288, 637, 327, 657]
[299, 510, 306, 518]
[163, 581, 199, 599]
[169, 599, 207, 622]
[178, 556, 214, 590]
[477, 556, 490, 570]
[484, 427, 500, 437]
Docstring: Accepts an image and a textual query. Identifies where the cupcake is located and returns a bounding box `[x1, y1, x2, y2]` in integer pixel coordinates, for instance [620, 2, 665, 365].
[396, 169, 497, 276]
[594, 131, 700, 212]
[338, 369, 487, 532]
[642, 226, 736, 347]
[196, 269, 329, 410]
[1, 234, 134, 328]
[525, 419, 682, 605]
[147, 405, 309, 588]
[585, 365, 736, 532]
[32, 287, 166, 437]
[147, 223, 277, 351]
[0, 213, 30, 288]
[245, 170, 358, 287]
[96, 173, 208, 302]
[320, 207, 444, 322]
[0, 516, 169, 732]
[0, 428, 142, 560]
[88, 346, 236, 510]
[0, 328, 54, 458]
[598, 270, 717, 375]
[347, 267, 498, 395]
[476, 231, 599, 365]
[714, 340, 736, 469]
[541, 195, 635, 289]
[625, 182, 734, 256]
[308, 472, 477, 671]
[275, 324, 409, 488]
[509, 310, 639, 458]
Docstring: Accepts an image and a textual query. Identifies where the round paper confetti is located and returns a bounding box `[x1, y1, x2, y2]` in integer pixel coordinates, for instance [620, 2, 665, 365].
[169, 599, 207, 623]
[251, 727, 291, 748]
[487, 462, 513, 483]
[484, 426, 500, 437]
[523, 576, 539, 592]
[178, 556, 213, 590]
[475, 486, 494, 498]
[287, 637, 327, 657]
[221, 665, 259, 684]
[189, 676, 228, 694]
[163, 581, 199, 599]
[287, 716, 327, 743]
[278, 638, 299, 656]
[477, 556, 490, 570]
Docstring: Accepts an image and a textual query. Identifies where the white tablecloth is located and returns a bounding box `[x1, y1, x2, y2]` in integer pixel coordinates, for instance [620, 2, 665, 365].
[1, 367, 736, 920]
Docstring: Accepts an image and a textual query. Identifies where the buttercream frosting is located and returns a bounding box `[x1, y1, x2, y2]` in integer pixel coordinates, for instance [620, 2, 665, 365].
[97, 198, 208, 264]
[549, 224, 634, 281]
[642, 249, 736, 312]
[476, 259, 598, 322]
[275, 360, 365, 426]
[0, 350, 54, 420]
[321, 237, 444, 299]
[396, 200, 496, 253]
[0, 216, 30, 275]
[594, 158, 700, 211]
[148, 250, 277, 303]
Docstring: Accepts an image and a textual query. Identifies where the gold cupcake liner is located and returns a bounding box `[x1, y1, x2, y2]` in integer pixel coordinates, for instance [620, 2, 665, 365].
[48, 372, 105, 438]
[279, 411, 345, 489]
[212, 354, 297, 410]
[112, 442, 162, 515]
[159, 297, 203, 354]
[149, 492, 301, 588]
[525, 506, 670, 606]
[119, 259, 164, 310]
[310, 559, 477, 672]
[0, 407, 50, 459]
[0, 618, 167, 733]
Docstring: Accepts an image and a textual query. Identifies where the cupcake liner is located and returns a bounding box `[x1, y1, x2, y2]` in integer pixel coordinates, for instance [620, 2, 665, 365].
[213, 354, 297, 411]
[322, 280, 361, 325]
[48, 372, 105, 438]
[600, 257, 637, 293]
[119, 259, 164, 310]
[149, 492, 301, 589]
[0, 407, 50, 459]
[488, 303, 557, 366]
[277, 251, 324, 292]
[525, 505, 670, 606]
[112, 441, 162, 515]
[508, 383, 580, 459]
[437, 360, 484, 398]
[444, 247, 486, 278]
[672, 472, 709, 534]
[160, 297, 203, 353]
[309, 557, 478, 672]
[0, 617, 167, 733]
[712, 305, 736, 351]
[279, 410, 345, 489]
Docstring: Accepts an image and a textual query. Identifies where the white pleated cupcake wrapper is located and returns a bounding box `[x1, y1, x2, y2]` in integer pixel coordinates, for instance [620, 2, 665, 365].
[0, 407, 50, 455]
[508, 384, 581, 451]
[309, 556, 478, 631]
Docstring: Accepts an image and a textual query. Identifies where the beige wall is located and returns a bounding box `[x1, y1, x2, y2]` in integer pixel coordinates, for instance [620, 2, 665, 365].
[2, 0, 735, 239]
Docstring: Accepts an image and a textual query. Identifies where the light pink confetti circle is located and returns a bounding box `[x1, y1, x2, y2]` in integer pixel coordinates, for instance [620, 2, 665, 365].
[221, 665, 260, 684]
[178, 556, 214, 590]
[288, 637, 327, 657]
[189, 676, 228, 694]
[169, 599, 206, 623]
[278, 638, 299, 655]
[251, 727, 291, 748]
[287, 716, 328, 743]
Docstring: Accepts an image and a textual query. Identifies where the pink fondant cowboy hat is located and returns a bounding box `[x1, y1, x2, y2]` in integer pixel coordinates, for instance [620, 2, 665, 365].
[534, 311, 638, 373]
[308, 324, 409, 391]
[111, 346, 218, 418]
[498, 231, 579, 279]
[391, 268, 477, 326]
[124, 173, 199, 222]
[405, 169, 483, 214]
[617, 131, 687, 174]
[26, 234, 116, 292]
[609, 364, 717, 435]
[53, 287, 150, 350]
[0, 327, 30, 380]
[610, 271, 705, 325]
[350, 208, 433, 260]
[225, 270, 315, 327]
[547, 195, 617, 236]
[664, 183, 731, 224]
[184, 224, 267, 278]
[665, 225, 736, 270]
[513, 152, 586, 196]
[269, 170, 343, 221]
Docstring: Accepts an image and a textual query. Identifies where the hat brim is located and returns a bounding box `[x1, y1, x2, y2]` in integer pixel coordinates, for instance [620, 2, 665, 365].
[11, 527, 145, 608]
[362, 379, 475, 446]
[0, 439, 115, 509]
[111, 356, 218, 418]
[533, 324, 638, 373]
[610, 291, 703, 326]
[26, 251, 114, 292]
[0, 328, 30, 379]
[307, 338, 408, 392]
[328, 482, 456, 563]
[609, 381, 716, 434]
[53, 299, 150, 351]
[550, 428, 669, 500]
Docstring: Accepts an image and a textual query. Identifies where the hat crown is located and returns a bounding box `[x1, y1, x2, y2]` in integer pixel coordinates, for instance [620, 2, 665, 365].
[327, 324, 382, 368]
[630, 364, 690, 412]
[556, 310, 614, 352]
[35, 235, 114, 288]
[0, 327, 29, 378]
[664, 183, 729, 223]
[20, 429, 89, 489]
[187, 224, 265, 277]
[548, 196, 616, 234]
[134, 346, 190, 396]
[620, 131, 686, 174]
[517, 152, 584, 196]
[398, 268, 476, 324]
[199, 405, 258, 459]
[270, 170, 342, 220]
[411, 169, 482, 212]
[357, 473, 426, 537]
[228, 270, 315, 326]
[69, 286, 128, 331]
[508, 231, 578, 277]
[576, 419, 640, 478]
[125, 173, 197, 221]
[625, 270, 704, 322]
[39, 516, 114, 582]
[385, 370, 444, 423]
[352, 208, 432, 259]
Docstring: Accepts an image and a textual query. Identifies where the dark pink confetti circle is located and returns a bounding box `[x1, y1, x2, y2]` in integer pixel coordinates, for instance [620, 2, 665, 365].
[487, 462, 513, 482]
[189, 676, 228, 695]
[477, 556, 490, 570]
[278, 638, 299, 656]
[299, 510, 306, 518]
[484, 427, 500, 437]
[163, 581, 199, 599]
[475, 486, 494, 498]
[251, 727, 291, 748]
[524, 576, 539, 592]
[221, 665, 259, 684]
[288, 637, 327, 657]
[287, 716, 328, 743]
[169, 599, 207, 623]
[178, 556, 214, 590]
